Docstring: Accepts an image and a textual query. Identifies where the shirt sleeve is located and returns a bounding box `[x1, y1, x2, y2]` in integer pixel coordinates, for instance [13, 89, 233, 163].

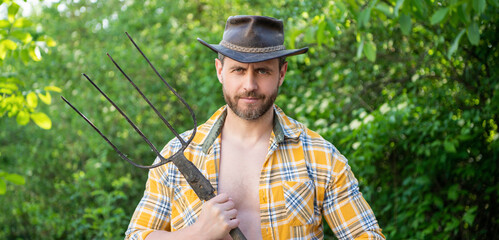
[124, 147, 174, 240]
[322, 152, 385, 240]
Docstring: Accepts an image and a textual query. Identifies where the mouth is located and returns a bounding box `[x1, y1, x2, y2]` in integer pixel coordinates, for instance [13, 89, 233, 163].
[238, 97, 261, 103]
[236, 91, 263, 102]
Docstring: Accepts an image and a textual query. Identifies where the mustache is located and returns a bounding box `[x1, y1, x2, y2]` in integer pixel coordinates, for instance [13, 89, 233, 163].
[236, 91, 265, 99]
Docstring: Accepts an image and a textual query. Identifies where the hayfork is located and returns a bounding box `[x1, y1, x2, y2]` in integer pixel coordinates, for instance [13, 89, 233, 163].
[61, 32, 246, 240]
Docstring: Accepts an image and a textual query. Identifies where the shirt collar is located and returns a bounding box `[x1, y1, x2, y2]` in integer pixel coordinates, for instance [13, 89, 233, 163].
[201, 105, 302, 154]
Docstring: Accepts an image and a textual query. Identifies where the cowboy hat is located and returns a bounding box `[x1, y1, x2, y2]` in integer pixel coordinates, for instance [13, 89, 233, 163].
[197, 15, 308, 63]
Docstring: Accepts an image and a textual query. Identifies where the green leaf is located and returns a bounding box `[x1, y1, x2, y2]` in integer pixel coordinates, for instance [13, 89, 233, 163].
[430, 8, 449, 25]
[317, 19, 326, 47]
[444, 218, 460, 232]
[356, 38, 364, 59]
[288, 28, 304, 49]
[463, 206, 478, 225]
[358, 8, 369, 28]
[4, 173, 25, 185]
[457, 3, 471, 24]
[0, 88, 13, 94]
[16, 110, 30, 125]
[364, 40, 377, 62]
[448, 29, 465, 58]
[448, 184, 459, 200]
[368, 0, 379, 10]
[399, 14, 412, 35]
[31, 112, 52, 129]
[467, 21, 480, 45]
[357, 0, 378, 28]
[28, 45, 42, 61]
[26, 92, 38, 108]
[0, 20, 10, 28]
[0, 43, 5, 60]
[38, 91, 52, 104]
[13, 18, 33, 28]
[0, 179, 6, 195]
[10, 31, 33, 44]
[444, 140, 457, 153]
[394, 0, 405, 17]
[8, 2, 20, 23]
[1, 39, 17, 50]
[44, 86, 62, 93]
[0, 82, 18, 91]
[473, 0, 487, 14]
[375, 2, 393, 17]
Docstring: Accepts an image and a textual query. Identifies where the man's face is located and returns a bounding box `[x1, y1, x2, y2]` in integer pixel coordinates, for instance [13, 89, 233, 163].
[215, 57, 287, 121]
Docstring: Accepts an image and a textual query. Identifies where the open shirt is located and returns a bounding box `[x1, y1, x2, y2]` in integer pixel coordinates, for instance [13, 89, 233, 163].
[125, 105, 385, 239]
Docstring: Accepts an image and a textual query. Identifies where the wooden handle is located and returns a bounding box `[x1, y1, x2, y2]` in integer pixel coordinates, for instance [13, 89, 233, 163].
[229, 227, 247, 240]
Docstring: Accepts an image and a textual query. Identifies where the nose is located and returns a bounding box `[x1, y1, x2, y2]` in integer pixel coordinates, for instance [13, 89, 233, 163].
[242, 71, 258, 92]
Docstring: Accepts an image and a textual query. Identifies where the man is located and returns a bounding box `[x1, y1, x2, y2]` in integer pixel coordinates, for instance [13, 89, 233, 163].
[125, 15, 384, 240]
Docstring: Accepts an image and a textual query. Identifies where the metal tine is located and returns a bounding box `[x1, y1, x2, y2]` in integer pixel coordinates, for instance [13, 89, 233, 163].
[124, 32, 197, 147]
[106, 53, 186, 146]
[61, 96, 170, 169]
[80, 73, 171, 169]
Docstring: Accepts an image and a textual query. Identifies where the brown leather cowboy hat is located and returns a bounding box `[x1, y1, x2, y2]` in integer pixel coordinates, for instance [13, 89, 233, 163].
[197, 15, 308, 63]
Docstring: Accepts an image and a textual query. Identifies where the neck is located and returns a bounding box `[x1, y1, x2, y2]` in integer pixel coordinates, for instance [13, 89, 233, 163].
[221, 105, 274, 144]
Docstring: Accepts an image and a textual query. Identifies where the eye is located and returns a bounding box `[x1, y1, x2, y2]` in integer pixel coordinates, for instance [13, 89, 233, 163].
[232, 67, 245, 73]
[257, 69, 270, 74]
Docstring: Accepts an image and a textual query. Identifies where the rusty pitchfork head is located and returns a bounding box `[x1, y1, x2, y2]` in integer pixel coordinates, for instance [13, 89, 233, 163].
[61, 32, 197, 169]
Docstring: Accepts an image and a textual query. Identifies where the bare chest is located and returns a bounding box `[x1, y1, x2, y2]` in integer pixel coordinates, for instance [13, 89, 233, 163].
[218, 140, 269, 239]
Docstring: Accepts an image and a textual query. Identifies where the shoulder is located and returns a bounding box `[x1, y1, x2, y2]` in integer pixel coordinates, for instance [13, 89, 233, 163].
[278, 107, 348, 172]
[277, 106, 335, 152]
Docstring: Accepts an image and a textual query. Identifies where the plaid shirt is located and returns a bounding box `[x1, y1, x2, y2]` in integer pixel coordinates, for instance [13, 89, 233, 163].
[125, 105, 384, 240]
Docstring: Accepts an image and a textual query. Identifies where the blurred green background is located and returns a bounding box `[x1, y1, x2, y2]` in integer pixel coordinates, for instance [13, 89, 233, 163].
[1, 0, 498, 239]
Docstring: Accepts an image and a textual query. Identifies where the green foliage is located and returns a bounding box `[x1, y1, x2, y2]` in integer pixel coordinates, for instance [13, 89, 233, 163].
[0, 0, 58, 130]
[0, 0, 58, 196]
[0, 0, 497, 239]
[275, 0, 499, 238]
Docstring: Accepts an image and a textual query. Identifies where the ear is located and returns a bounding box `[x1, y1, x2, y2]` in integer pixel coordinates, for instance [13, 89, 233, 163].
[278, 61, 288, 87]
[215, 58, 223, 84]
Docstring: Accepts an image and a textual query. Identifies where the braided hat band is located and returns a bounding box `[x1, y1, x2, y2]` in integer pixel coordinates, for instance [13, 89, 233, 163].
[220, 40, 286, 53]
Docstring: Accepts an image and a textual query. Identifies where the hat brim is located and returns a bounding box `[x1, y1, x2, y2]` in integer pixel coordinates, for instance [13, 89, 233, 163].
[197, 38, 308, 63]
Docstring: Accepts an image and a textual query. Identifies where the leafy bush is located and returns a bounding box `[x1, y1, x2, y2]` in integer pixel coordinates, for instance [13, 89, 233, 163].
[0, 0, 497, 239]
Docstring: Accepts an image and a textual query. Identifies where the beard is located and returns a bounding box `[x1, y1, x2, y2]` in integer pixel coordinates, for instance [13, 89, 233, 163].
[223, 85, 278, 121]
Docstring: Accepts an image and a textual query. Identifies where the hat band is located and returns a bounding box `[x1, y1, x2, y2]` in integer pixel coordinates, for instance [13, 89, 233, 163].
[220, 40, 285, 53]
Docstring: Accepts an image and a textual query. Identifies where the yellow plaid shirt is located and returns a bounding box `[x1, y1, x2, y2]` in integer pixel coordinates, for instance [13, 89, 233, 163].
[125, 105, 384, 239]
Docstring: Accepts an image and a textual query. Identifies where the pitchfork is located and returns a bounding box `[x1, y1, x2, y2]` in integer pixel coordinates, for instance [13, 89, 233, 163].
[61, 32, 246, 240]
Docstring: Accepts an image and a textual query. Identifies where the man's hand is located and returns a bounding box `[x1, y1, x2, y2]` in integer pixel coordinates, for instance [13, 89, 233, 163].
[193, 193, 239, 239]
[143, 193, 239, 240]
